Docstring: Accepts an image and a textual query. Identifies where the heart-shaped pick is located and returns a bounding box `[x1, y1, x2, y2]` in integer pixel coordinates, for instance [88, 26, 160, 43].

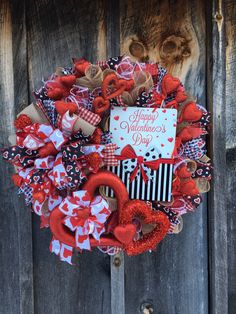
[162, 74, 180, 96]
[179, 102, 203, 122]
[178, 126, 204, 142]
[119, 200, 170, 255]
[102, 73, 127, 100]
[93, 96, 110, 114]
[114, 224, 137, 244]
[175, 88, 188, 103]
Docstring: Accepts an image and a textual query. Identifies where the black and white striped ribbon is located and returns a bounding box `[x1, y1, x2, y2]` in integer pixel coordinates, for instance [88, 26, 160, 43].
[106, 161, 173, 202]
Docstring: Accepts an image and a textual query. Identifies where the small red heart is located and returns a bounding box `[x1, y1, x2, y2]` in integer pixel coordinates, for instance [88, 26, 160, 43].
[178, 127, 203, 142]
[55, 101, 78, 116]
[180, 102, 202, 122]
[195, 197, 201, 204]
[122, 107, 127, 111]
[162, 74, 180, 96]
[173, 123, 176, 127]
[93, 97, 110, 115]
[168, 137, 174, 142]
[59, 75, 76, 87]
[175, 88, 188, 103]
[120, 137, 124, 140]
[114, 116, 119, 121]
[162, 109, 166, 113]
[161, 144, 164, 147]
[114, 224, 136, 244]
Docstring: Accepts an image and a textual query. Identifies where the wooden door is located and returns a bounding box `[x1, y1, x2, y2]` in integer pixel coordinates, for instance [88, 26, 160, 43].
[0, 1, 234, 313]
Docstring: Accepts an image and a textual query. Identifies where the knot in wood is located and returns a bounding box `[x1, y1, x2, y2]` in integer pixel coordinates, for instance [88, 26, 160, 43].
[140, 301, 154, 314]
[160, 35, 191, 64]
[129, 41, 145, 59]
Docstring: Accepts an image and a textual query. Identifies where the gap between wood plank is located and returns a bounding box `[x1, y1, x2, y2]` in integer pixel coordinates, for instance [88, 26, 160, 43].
[106, 1, 125, 313]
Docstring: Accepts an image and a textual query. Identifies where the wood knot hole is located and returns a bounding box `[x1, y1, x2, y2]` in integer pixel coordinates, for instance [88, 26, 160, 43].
[140, 301, 154, 314]
[129, 41, 145, 59]
[160, 35, 191, 64]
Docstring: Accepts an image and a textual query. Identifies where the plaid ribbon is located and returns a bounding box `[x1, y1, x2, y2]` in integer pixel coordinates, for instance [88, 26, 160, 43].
[102, 144, 118, 166]
[55, 104, 101, 128]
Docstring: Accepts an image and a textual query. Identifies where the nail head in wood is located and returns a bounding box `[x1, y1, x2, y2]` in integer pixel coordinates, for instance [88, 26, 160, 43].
[113, 256, 122, 267]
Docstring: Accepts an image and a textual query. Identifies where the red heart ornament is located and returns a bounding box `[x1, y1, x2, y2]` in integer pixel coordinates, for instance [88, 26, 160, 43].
[162, 74, 180, 96]
[114, 224, 137, 244]
[50, 171, 129, 248]
[50, 170, 170, 254]
[175, 88, 188, 103]
[119, 200, 170, 255]
[179, 102, 203, 122]
[93, 97, 110, 115]
[102, 73, 127, 100]
[178, 126, 204, 142]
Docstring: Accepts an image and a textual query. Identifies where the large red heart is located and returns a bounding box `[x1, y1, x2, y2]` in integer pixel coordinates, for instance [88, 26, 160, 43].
[49, 170, 170, 254]
[50, 170, 129, 248]
[119, 200, 170, 255]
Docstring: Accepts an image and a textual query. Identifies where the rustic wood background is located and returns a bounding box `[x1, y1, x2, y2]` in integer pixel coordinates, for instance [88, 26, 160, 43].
[0, 0, 234, 313]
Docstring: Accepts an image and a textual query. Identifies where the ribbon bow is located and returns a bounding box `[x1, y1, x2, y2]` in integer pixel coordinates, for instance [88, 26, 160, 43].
[116, 145, 174, 183]
[59, 190, 111, 250]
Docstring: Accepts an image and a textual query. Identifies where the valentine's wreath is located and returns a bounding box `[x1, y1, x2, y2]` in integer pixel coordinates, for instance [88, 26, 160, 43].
[2, 56, 211, 264]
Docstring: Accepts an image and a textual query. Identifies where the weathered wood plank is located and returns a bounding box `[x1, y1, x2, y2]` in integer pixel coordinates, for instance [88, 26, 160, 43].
[206, 1, 228, 314]
[0, 1, 34, 314]
[26, 1, 111, 313]
[225, 1, 236, 313]
[110, 254, 125, 314]
[11, 1, 35, 313]
[120, 1, 208, 313]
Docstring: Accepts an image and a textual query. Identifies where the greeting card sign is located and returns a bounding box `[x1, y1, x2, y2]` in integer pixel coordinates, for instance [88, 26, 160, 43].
[107, 106, 177, 202]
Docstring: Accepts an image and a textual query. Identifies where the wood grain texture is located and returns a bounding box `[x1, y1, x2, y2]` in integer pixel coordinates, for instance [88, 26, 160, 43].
[207, 1, 228, 314]
[225, 1, 236, 313]
[110, 254, 125, 314]
[0, 1, 34, 314]
[120, 1, 208, 313]
[11, 1, 35, 313]
[26, 1, 111, 313]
